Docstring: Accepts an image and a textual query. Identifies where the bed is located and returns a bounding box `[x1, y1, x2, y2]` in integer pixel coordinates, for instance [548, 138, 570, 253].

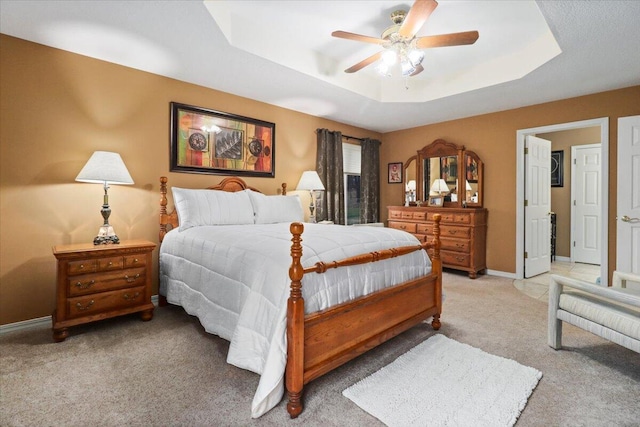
[158, 176, 442, 418]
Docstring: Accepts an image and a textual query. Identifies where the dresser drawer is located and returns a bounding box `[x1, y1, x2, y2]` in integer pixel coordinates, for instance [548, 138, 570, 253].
[389, 210, 403, 220]
[401, 211, 427, 220]
[452, 214, 471, 224]
[67, 267, 146, 296]
[440, 238, 470, 253]
[67, 286, 147, 318]
[388, 221, 417, 233]
[428, 212, 455, 223]
[441, 250, 470, 267]
[440, 225, 470, 239]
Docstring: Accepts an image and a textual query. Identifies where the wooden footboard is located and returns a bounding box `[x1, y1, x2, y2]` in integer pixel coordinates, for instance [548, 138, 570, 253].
[286, 216, 442, 418]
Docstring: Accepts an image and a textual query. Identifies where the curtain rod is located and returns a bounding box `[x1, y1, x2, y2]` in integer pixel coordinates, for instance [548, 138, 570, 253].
[342, 134, 364, 142]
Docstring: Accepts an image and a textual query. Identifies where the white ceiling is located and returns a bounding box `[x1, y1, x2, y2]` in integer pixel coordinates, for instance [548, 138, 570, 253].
[1, 1, 639, 133]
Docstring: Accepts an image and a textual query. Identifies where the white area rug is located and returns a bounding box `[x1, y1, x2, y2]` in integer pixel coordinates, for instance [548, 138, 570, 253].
[343, 334, 542, 427]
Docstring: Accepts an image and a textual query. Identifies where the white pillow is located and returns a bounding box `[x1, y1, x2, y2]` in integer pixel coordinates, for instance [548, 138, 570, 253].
[247, 190, 304, 224]
[172, 187, 255, 231]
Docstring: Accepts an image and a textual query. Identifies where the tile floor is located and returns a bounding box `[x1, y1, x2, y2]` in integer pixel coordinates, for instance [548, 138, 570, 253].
[513, 261, 601, 301]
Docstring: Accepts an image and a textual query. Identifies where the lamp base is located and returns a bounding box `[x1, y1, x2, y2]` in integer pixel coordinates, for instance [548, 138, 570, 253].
[93, 225, 120, 245]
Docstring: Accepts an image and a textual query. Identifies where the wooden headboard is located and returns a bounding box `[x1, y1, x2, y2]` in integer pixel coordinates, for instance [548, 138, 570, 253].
[159, 176, 287, 242]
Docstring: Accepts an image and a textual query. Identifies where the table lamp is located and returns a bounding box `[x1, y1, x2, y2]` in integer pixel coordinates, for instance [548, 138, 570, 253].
[75, 151, 134, 245]
[430, 179, 450, 196]
[296, 171, 325, 223]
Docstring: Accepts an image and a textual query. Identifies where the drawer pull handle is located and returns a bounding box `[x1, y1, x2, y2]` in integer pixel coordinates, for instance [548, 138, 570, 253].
[108, 261, 113, 266]
[76, 300, 94, 311]
[448, 230, 458, 235]
[133, 258, 139, 263]
[125, 273, 140, 283]
[456, 243, 464, 248]
[79, 264, 84, 269]
[123, 292, 141, 301]
[400, 225, 406, 229]
[74, 280, 95, 289]
[456, 256, 465, 261]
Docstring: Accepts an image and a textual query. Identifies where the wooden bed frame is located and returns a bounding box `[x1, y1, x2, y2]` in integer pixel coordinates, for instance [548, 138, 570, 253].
[158, 176, 442, 418]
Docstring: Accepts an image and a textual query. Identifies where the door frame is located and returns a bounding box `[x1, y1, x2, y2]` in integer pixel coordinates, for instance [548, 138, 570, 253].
[516, 117, 609, 284]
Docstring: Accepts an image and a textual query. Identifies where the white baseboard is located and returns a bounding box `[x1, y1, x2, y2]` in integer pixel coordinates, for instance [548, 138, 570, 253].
[0, 295, 160, 336]
[554, 256, 571, 262]
[486, 269, 516, 279]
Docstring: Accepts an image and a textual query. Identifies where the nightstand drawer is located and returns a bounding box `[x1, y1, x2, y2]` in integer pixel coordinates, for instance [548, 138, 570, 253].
[124, 254, 146, 268]
[67, 286, 146, 318]
[98, 256, 124, 271]
[67, 267, 146, 296]
[388, 221, 417, 233]
[68, 259, 98, 275]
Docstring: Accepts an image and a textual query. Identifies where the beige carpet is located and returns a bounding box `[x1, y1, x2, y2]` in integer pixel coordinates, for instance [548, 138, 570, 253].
[1, 272, 639, 426]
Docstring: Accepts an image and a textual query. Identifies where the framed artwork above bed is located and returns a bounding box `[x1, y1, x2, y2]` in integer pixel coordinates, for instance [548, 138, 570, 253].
[170, 102, 275, 177]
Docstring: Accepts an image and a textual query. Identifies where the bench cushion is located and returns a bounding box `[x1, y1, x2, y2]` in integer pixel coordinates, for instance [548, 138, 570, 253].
[559, 291, 640, 340]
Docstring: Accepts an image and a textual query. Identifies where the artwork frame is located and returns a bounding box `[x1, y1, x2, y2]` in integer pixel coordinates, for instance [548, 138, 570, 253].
[440, 156, 458, 184]
[428, 196, 444, 207]
[388, 162, 403, 184]
[170, 102, 275, 177]
[551, 150, 564, 187]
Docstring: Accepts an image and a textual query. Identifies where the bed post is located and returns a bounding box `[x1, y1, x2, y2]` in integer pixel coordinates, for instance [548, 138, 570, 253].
[286, 222, 305, 418]
[431, 214, 442, 330]
[160, 176, 169, 242]
[159, 177, 169, 307]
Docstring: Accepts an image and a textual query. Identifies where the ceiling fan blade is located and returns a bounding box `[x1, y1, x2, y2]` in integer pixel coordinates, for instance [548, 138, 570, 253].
[345, 51, 383, 73]
[410, 64, 425, 76]
[415, 31, 479, 49]
[331, 31, 385, 45]
[398, 0, 439, 39]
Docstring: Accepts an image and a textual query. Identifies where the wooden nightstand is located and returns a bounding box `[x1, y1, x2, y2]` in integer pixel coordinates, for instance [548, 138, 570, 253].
[52, 239, 156, 342]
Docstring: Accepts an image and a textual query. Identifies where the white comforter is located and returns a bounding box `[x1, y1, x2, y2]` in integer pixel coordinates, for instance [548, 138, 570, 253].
[159, 223, 431, 417]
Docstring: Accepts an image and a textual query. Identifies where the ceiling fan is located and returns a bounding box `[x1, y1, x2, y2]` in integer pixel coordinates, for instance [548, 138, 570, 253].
[331, 0, 479, 77]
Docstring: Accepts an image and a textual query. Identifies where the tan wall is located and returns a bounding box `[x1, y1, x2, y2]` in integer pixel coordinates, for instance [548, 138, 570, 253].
[380, 86, 640, 275]
[537, 127, 601, 258]
[2, 34, 640, 326]
[0, 36, 381, 325]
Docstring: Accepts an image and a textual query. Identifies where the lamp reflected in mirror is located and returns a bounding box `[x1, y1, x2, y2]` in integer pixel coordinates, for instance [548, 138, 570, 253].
[405, 180, 416, 206]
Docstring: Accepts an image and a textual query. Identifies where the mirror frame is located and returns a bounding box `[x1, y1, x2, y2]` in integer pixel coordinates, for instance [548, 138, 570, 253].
[408, 139, 483, 208]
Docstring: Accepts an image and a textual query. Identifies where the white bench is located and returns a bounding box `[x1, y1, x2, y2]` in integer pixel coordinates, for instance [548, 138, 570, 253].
[548, 272, 640, 353]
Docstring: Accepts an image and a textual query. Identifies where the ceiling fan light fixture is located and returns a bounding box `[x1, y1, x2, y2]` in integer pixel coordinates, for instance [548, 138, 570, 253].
[407, 48, 424, 67]
[376, 62, 390, 76]
[401, 60, 416, 77]
[381, 49, 397, 66]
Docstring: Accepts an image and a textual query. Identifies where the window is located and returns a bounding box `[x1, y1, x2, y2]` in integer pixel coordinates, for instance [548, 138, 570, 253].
[343, 143, 361, 225]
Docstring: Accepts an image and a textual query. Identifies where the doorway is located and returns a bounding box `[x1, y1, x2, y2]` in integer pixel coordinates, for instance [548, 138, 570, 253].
[516, 118, 609, 285]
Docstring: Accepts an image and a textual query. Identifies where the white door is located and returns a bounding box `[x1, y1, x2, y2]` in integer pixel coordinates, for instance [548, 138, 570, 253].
[571, 144, 602, 265]
[617, 115, 640, 275]
[525, 135, 552, 278]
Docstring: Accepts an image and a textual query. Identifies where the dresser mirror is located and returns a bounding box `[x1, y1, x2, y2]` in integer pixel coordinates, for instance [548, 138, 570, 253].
[409, 139, 483, 208]
[403, 156, 417, 205]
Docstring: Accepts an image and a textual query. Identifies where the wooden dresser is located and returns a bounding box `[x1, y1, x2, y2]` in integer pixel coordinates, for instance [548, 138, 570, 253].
[388, 206, 487, 279]
[52, 239, 156, 342]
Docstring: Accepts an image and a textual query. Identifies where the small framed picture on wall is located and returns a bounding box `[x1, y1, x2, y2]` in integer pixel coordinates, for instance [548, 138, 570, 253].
[388, 162, 403, 183]
[551, 150, 564, 187]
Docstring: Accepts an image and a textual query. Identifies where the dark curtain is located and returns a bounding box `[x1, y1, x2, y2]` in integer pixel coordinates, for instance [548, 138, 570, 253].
[360, 138, 380, 223]
[316, 129, 345, 224]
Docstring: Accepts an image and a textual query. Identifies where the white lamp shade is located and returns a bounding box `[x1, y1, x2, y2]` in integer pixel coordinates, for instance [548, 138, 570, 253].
[466, 180, 473, 191]
[406, 180, 416, 191]
[296, 171, 325, 191]
[430, 179, 450, 194]
[75, 151, 134, 185]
